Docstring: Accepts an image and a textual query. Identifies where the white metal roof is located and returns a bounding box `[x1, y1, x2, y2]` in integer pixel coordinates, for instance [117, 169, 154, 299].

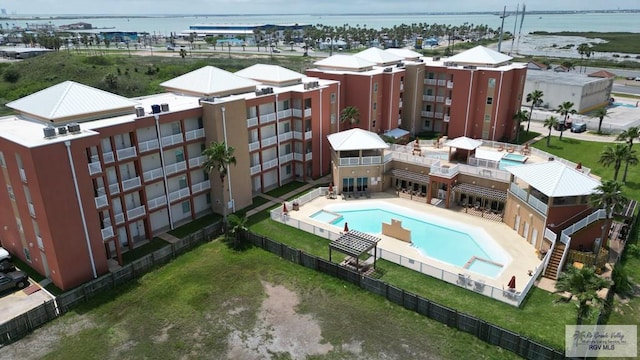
[445, 46, 512, 66]
[234, 64, 304, 86]
[313, 55, 376, 71]
[327, 128, 389, 151]
[506, 161, 601, 197]
[383, 128, 410, 139]
[354, 47, 404, 66]
[444, 136, 483, 150]
[6, 81, 138, 123]
[160, 65, 259, 96]
[384, 48, 424, 60]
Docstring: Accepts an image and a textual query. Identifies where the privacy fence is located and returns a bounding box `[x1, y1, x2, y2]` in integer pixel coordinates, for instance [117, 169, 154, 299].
[0, 222, 222, 347]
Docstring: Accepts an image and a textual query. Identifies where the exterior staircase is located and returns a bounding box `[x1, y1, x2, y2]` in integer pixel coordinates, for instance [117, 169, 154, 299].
[543, 243, 566, 279]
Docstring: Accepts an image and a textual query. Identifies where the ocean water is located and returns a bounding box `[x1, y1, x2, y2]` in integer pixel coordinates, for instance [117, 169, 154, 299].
[12, 12, 640, 36]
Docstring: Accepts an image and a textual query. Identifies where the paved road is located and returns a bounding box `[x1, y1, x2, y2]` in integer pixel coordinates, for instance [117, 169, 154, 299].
[525, 119, 622, 143]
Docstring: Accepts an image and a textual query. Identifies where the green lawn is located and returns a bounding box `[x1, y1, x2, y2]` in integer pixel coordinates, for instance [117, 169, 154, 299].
[264, 181, 307, 198]
[167, 213, 222, 239]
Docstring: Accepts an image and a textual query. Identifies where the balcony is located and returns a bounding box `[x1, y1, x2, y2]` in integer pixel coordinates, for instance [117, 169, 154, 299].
[444, 115, 451, 122]
[161, 133, 183, 147]
[305, 152, 313, 161]
[424, 79, 437, 85]
[165, 161, 187, 176]
[277, 109, 292, 119]
[423, 95, 435, 102]
[143, 168, 163, 182]
[147, 195, 167, 210]
[248, 140, 260, 152]
[436, 96, 444, 103]
[437, 80, 446, 86]
[188, 155, 206, 168]
[304, 108, 312, 117]
[400, 83, 404, 91]
[399, 101, 403, 108]
[94, 195, 108, 209]
[339, 157, 360, 166]
[434, 112, 444, 119]
[263, 158, 278, 170]
[261, 136, 277, 148]
[28, 202, 36, 218]
[169, 188, 190, 202]
[279, 153, 294, 163]
[294, 153, 304, 162]
[259, 112, 276, 124]
[121, 176, 141, 191]
[247, 116, 258, 127]
[185, 128, 205, 141]
[103, 151, 115, 164]
[421, 111, 434, 117]
[191, 180, 211, 193]
[430, 164, 459, 178]
[293, 131, 303, 140]
[88, 161, 102, 175]
[278, 131, 293, 142]
[116, 146, 137, 161]
[361, 156, 382, 165]
[108, 183, 120, 195]
[36, 235, 44, 249]
[250, 164, 262, 175]
[138, 138, 159, 153]
[127, 205, 146, 221]
[101, 226, 114, 240]
[304, 130, 312, 139]
[114, 212, 125, 225]
[447, 81, 454, 88]
[445, 98, 452, 106]
[292, 109, 302, 118]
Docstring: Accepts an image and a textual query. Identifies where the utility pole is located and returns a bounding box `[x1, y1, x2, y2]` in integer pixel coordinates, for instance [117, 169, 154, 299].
[497, 6, 507, 53]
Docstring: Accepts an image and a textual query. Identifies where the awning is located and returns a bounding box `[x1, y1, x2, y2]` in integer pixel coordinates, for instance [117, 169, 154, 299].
[330, 230, 381, 258]
[452, 183, 507, 202]
[389, 168, 430, 184]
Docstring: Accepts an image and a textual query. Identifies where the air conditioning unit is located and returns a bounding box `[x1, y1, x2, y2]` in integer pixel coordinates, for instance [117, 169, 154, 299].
[135, 107, 145, 117]
[43, 127, 56, 139]
[151, 104, 161, 114]
[433, 56, 440, 61]
[57, 126, 67, 135]
[255, 90, 264, 96]
[160, 103, 169, 112]
[67, 123, 81, 133]
[383, 67, 392, 72]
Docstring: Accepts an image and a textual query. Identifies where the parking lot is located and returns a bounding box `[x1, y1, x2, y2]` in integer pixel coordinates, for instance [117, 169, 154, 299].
[0, 281, 55, 325]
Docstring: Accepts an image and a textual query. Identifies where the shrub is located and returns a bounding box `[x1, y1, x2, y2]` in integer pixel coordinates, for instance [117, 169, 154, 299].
[2, 68, 20, 83]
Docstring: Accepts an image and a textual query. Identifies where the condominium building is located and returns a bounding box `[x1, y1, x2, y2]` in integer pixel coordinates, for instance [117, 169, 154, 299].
[0, 65, 338, 290]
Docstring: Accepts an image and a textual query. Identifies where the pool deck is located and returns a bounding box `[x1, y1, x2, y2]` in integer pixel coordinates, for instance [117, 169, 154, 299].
[290, 191, 542, 294]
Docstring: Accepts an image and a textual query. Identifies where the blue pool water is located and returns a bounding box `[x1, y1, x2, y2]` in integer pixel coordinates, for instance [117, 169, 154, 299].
[502, 153, 527, 162]
[499, 159, 526, 170]
[611, 102, 636, 108]
[310, 210, 343, 223]
[467, 258, 503, 278]
[313, 206, 506, 274]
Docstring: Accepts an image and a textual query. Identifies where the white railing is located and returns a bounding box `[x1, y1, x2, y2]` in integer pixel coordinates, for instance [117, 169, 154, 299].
[509, 182, 528, 202]
[383, 152, 393, 163]
[191, 181, 211, 193]
[147, 195, 167, 210]
[423, 95, 435, 101]
[259, 112, 276, 124]
[94, 195, 108, 209]
[390, 152, 439, 167]
[458, 164, 510, 182]
[169, 188, 190, 202]
[279, 153, 294, 163]
[447, 81, 454, 88]
[28, 203, 36, 217]
[263, 158, 278, 170]
[294, 153, 304, 161]
[116, 146, 137, 161]
[545, 228, 557, 242]
[121, 177, 141, 191]
[292, 109, 303, 118]
[247, 116, 258, 127]
[165, 161, 187, 175]
[103, 151, 115, 164]
[304, 130, 312, 139]
[527, 195, 548, 215]
[339, 157, 361, 166]
[127, 205, 146, 220]
[101, 226, 114, 240]
[305, 152, 313, 161]
[557, 237, 572, 279]
[278, 131, 293, 142]
[445, 98, 452, 106]
[528, 147, 592, 175]
[444, 115, 450, 122]
[188, 155, 206, 168]
[361, 156, 382, 165]
[421, 111, 434, 117]
[436, 96, 444, 103]
[161, 133, 183, 147]
[261, 136, 277, 147]
[518, 251, 549, 306]
[36, 235, 44, 249]
[185, 128, 205, 141]
[277, 109, 292, 119]
[114, 212, 125, 225]
[434, 112, 444, 119]
[560, 209, 606, 244]
[304, 108, 312, 117]
[293, 131, 303, 140]
[248, 141, 260, 152]
[143, 168, 163, 182]
[109, 183, 120, 195]
[138, 138, 159, 153]
[424, 79, 437, 85]
[400, 83, 404, 91]
[437, 79, 446, 86]
[88, 161, 102, 175]
[250, 164, 262, 175]
[429, 164, 459, 178]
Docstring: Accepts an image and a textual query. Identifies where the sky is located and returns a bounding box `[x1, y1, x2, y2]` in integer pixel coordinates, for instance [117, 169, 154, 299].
[2, 0, 639, 16]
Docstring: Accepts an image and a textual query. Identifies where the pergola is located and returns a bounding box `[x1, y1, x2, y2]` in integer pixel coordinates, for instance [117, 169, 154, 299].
[452, 183, 507, 215]
[329, 230, 381, 272]
[389, 168, 430, 184]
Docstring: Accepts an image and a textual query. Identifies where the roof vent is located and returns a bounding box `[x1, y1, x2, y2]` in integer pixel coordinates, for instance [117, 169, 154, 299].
[463, 65, 477, 69]
[135, 107, 145, 117]
[432, 56, 440, 61]
[383, 67, 392, 72]
[161, 103, 169, 112]
[57, 126, 67, 135]
[67, 123, 81, 133]
[255, 89, 264, 96]
[151, 104, 161, 114]
[43, 127, 56, 139]
[261, 87, 273, 94]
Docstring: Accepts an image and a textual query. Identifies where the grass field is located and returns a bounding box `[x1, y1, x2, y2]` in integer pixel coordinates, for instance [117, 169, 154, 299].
[530, 31, 640, 55]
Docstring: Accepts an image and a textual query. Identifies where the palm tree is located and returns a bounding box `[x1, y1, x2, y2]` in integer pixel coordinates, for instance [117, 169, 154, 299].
[340, 106, 360, 130]
[599, 143, 632, 181]
[555, 266, 611, 325]
[621, 148, 639, 183]
[525, 90, 543, 133]
[543, 116, 559, 147]
[512, 109, 528, 143]
[556, 101, 576, 140]
[592, 106, 608, 134]
[616, 127, 640, 182]
[203, 142, 237, 226]
[226, 213, 248, 249]
[589, 180, 626, 267]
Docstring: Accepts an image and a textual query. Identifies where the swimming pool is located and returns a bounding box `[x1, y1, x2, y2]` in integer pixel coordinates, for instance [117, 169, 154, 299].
[502, 153, 527, 162]
[611, 102, 636, 108]
[313, 202, 510, 278]
[499, 159, 526, 170]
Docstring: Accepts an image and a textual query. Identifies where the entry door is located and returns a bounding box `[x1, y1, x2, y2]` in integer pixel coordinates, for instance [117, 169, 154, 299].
[514, 215, 520, 232]
[523, 222, 530, 240]
[531, 228, 538, 248]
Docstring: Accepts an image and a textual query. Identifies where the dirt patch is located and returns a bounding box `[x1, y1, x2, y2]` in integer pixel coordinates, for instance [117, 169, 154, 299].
[226, 281, 333, 359]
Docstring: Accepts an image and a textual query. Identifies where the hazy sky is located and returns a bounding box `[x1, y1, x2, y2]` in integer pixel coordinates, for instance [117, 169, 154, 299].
[3, 0, 639, 15]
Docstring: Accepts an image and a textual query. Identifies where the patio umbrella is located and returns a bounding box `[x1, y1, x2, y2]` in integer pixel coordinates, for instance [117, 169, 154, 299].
[344, 222, 349, 233]
[576, 162, 582, 170]
[283, 202, 288, 213]
[507, 275, 516, 290]
[328, 183, 333, 192]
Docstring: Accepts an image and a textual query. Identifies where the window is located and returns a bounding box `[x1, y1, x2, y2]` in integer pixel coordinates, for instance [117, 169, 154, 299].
[23, 248, 31, 262]
[373, 83, 378, 92]
[373, 102, 377, 110]
[425, 105, 432, 111]
[285, 164, 292, 175]
[427, 72, 435, 79]
[0, 151, 6, 168]
[206, 193, 211, 204]
[330, 93, 336, 104]
[486, 97, 493, 105]
[7, 185, 14, 200]
[330, 114, 336, 124]
[284, 144, 291, 154]
[175, 149, 184, 162]
[179, 176, 187, 189]
[283, 122, 290, 132]
[424, 120, 431, 128]
[484, 114, 491, 122]
[372, 120, 376, 127]
[203, 171, 209, 181]
[197, 117, 203, 128]
[171, 122, 181, 135]
[181, 201, 190, 214]
[488, 78, 496, 88]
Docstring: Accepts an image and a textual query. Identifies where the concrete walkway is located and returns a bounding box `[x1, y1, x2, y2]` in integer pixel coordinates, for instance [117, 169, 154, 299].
[246, 175, 332, 218]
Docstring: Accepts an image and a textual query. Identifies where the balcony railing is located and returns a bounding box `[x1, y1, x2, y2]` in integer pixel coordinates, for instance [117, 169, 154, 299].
[528, 195, 549, 215]
[447, 81, 454, 88]
[147, 195, 167, 210]
[28, 202, 36, 217]
[169, 188, 190, 202]
[304, 130, 312, 139]
[424, 79, 437, 85]
[109, 183, 120, 195]
[399, 101, 403, 108]
[263, 159, 278, 170]
[339, 157, 360, 166]
[95, 195, 108, 209]
[305, 152, 313, 161]
[279, 153, 294, 163]
[292, 109, 302, 118]
[188, 155, 206, 168]
[250, 164, 262, 175]
[185, 128, 205, 141]
[422, 95, 435, 102]
[247, 116, 258, 127]
[116, 146, 137, 161]
[421, 111, 434, 117]
[161, 133, 183, 147]
[101, 226, 114, 240]
[121, 177, 141, 191]
[509, 182, 528, 202]
[259, 112, 276, 124]
[261, 136, 277, 148]
[400, 83, 404, 91]
[143, 168, 163, 182]
[127, 205, 146, 221]
[36, 235, 44, 249]
[114, 212, 125, 225]
[437, 80, 446, 86]
[165, 161, 187, 175]
[436, 96, 444, 103]
[138, 138, 159, 153]
[434, 112, 444, 119]
[248, 141, 260, 152]
[277, 109, 292, 119]
[304, 108, 312, 117]
[278, 131, 293, 142]
[429, 164, 460, 178]
[103, 151, 115, 164]
[293, 131, 303, 140]
[445, 98, 452, 106]
[444, 115, 451, 122]
[191, 180, 211, 193]
[88, 161, 102, 175]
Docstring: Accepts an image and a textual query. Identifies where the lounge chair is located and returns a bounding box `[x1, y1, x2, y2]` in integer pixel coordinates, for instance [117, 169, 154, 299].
[506, 146, 514, 153]
[456, 273, 469, 286]
[497, 145, 504, 152]
[474, 280, 485, 292]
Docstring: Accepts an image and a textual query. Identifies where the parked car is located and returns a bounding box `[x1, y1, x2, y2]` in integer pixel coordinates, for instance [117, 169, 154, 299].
[0, 271, 29, 292]
[272, 48, 280, 53]
[0, 247, 10, 262]
[571, 122, 587, 133]
[0, 260, 16, 273]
